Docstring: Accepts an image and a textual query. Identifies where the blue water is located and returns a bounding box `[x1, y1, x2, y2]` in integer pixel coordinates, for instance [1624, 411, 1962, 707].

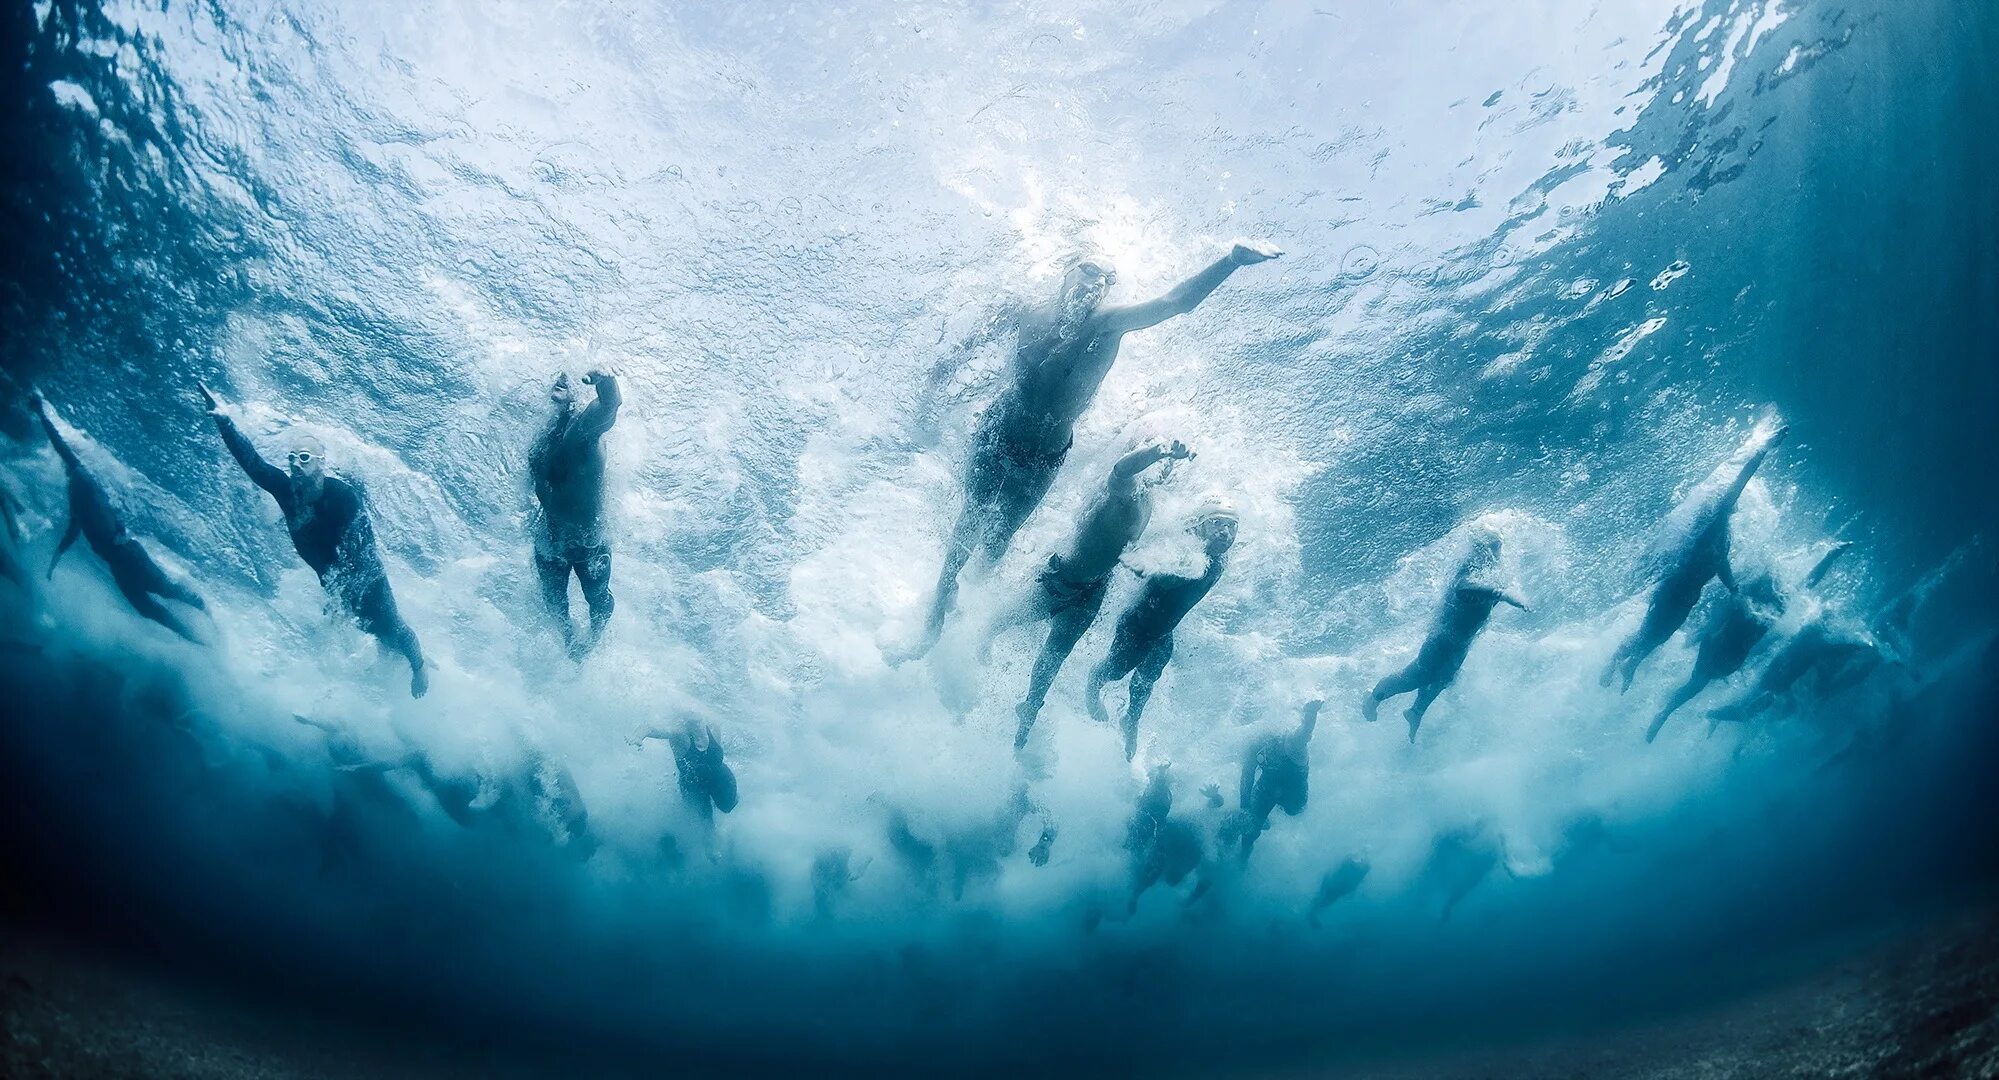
[2, 0, 1995, 1072]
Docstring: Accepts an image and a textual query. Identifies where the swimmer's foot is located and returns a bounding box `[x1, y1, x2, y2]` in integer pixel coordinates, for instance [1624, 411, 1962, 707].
[1013, 703, 1039, 752]
[1404, 709, 1421, 743]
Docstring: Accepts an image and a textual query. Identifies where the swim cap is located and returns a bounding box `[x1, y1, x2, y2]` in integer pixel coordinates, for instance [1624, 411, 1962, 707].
[1195, 497, 1239, 526]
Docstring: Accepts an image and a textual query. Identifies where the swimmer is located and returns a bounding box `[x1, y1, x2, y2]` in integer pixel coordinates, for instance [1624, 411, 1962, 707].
[1707, 613, 1880, 730]
[1235, 699, 1320, 864]
[36, 393, 206, 642]
[1307, 856, 1371, 928]
[202, 384, 427, 696]
[634, 717, 739, 825]
[986, 438, 1193, 749]
[0, 481, 26, 592]
[1646, 542, 1848, 742]
[1603, 418, 1789, 692]
[530, 369, 621, 658]
[893, 241, 1281, 663]
[1087, 501, 1240, 759]
[1363, 528, 1526, 742]
[1125, 763, 1211, 913]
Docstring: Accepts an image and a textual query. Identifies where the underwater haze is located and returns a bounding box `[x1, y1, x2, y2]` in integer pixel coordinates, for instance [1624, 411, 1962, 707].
[2, 0, 1997, 1073]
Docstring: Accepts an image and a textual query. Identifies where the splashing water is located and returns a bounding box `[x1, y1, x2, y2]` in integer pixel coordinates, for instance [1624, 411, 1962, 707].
[1, 0, 1995, 1072]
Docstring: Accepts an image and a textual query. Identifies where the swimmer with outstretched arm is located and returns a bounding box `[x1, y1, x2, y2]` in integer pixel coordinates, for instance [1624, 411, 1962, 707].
[893, 241, 1281, 664]
[36, 393, 206, 642]
[1363, 529, 1526, 742]
[1602, 418, 1788, 692]
[1646, 541, 1850, 742]
[987, 438, 1193, 750]
[200, 383, 428, 697]
[530, 368, 621, 658]
[1087, 501, 1240, 760]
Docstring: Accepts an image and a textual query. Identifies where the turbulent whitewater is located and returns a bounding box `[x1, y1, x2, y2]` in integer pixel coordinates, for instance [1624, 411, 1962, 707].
[1, 0, 1994, 1072]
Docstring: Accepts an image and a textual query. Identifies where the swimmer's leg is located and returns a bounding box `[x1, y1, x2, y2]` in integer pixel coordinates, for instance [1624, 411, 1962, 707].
[1015, 600, 1097, 749]
[1647, 675, 1708, 743]
[896, 506, 982, 665]
[125, 587, 201, 644]
[108, 551, 201, 643]
[534, 553, 575, 649]
[350, 576, 427, 698]
[1121, 636, 1174, 760]
[1365, 666, 1423, 723]
[575, 548, 615, 656]
[1405, 682, 1443, 742]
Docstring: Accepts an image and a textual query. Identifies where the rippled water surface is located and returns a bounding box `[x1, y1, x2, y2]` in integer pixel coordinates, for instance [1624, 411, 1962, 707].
[2, 0, 1995, 1072]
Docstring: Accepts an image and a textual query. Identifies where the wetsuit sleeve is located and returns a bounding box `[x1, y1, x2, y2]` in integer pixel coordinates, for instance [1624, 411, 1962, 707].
[36, 406, 84, 471]
[1239, 742, 1263, 808]
[572, 375, 622, 442]
[213, 414, 290, 500]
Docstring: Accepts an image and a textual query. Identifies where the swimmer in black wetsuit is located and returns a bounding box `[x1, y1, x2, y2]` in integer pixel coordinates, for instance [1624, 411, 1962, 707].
[0, 481, 26, 592]
[531, 369, 621, 658]
[201, 383, 427, 697]
[1363, 529, 1527, 742]
[635, 717, 739, 824]
[1645, 542, 1849, 742]
[1603, 418, 1788, 691]
[1235, 699, 1320, 864]
[36, 394, 205, 642]
[892, 241, 1280, 664]
[986, 438, 1193, 749]
[1088, 502, 1240, 759]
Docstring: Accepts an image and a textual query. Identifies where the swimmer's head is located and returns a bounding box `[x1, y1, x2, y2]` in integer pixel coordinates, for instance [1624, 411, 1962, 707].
[1193, 499, 1240, 553]
[1057, 253, 1117, 323]
[286, 434, 326, 494]
[1467, 526, 1503, 566]
[550, 372, 575, 408]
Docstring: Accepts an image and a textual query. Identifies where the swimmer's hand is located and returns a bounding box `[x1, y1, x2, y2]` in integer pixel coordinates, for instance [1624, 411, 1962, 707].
[1200, 782, 1224, 808]
[580, 368, 615, 386]
[1230, 241, 1283, 266]
[1159, 439, 1194, 462]
[1302, 699, 1325, 720]
[197, 382, 225, 417]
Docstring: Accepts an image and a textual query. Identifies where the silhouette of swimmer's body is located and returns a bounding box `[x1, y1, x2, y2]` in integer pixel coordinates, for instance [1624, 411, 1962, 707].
[530, 369, 621, 658]
[1125, 763, 1212, 912]
[1363, 530, 1526, 741]
[1604, 419, 1789, 692]
[1646, 542, 1850, 742]
[1236, 700, 1321, 864]
[1707, 613, 1880, 730]
[1088, 504, 1239, 760]
[202, 384, 428, 697]
[1307, 856, 1371, 928]
[987, 439, 1192, 749]
[0, 482, 26, 592]
[634, 718, 739, 825]
[36, 395, 206, 642]
[896, 242, 1280, 663]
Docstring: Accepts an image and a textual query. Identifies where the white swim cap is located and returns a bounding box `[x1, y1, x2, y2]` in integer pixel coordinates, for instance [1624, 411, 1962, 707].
[1195, 497, 1239, 526]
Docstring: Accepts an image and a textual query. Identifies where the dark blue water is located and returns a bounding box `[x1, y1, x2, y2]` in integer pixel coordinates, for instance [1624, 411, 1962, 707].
[2, 0, 1995, 1073]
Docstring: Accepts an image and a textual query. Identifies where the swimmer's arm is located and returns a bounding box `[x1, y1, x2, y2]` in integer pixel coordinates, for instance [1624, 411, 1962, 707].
[1097, 243, 1281, 335]
[1494, 588, 1529, 611]
[1716, 556, 1739, 594]
[47, 516, 79, 578]
[1238, 752, 1260, 809]
[0, 485, 21, 544]
[1804, 541, 1854, 590]
[33, 400, 84, 472]
[211, 412, 290, 498]
[574, 371, 621, 440]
